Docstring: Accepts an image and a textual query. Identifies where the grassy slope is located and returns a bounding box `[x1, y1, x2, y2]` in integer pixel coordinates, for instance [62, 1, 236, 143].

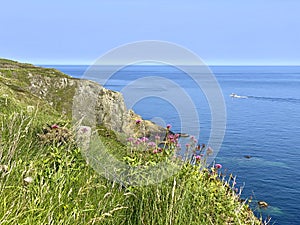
[0, 58, 76, 117]
[0, 59, 262, 224]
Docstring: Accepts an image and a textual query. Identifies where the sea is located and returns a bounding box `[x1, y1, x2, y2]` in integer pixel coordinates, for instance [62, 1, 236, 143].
[43, 65, 300, 225]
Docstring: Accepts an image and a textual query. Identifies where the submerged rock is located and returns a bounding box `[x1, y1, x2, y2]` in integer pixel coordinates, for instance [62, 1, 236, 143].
[258, 201, 268, 208]
[177, 133, 189, 137]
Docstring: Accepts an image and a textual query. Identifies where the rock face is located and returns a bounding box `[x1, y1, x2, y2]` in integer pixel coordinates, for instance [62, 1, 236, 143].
[0, 58, 166, 139]
[28, 72, 77, 115]
[72, 79, 166, 139]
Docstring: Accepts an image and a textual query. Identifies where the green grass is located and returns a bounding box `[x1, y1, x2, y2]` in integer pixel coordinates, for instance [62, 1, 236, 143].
[0, 58, 265, 224]
[0, 109, 128, 225]
[0, 107, 264, 225]
[0, 58, 77, 118]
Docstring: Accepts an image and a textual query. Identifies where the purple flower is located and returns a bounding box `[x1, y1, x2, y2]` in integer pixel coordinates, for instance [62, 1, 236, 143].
[155, 135, 160, 140]
[167, 134, 174, 139]
[135, 119, 141, 124]
[127, 137, 135, 142]
[185, 143, 190, 148]
[134, 140, 141, 145]
[153, 149, 158, 154]
[148, 142, 156, 147]
[166, 124, 172, 129]
[215, 164, 222, 169]
[51, 124, 59, 129]
[195, 155, 201, 160]
[170, 139, 176, 143]
[167, 134, 174, 141]
[140, 137, 149, 142]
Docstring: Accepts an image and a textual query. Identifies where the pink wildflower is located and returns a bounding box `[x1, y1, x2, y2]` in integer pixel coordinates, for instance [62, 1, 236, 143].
[51, 124, 59, 129]
[215, 164, 222, 169]
[127, 137, 135, 142]
[135, 119, 141, 124]
[155, 135, 160, 140]
[195, 155, 201, 161]
[148, 142, 156, 147]
[140, 137, 149, 142]
[153, 149, 159, 154]
[167, 134, 175, 143]
[167, 134, 174, 139]
[134, 140, 141, 145]
[166, 124, 172, 129]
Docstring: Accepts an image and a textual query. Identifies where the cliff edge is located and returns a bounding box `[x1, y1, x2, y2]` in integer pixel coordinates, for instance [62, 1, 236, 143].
[0, 58, 165, 139]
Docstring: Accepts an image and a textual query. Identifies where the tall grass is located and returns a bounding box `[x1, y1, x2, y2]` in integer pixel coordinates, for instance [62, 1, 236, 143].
[0, 108, 263, 224]
[0, 110, 128, 225]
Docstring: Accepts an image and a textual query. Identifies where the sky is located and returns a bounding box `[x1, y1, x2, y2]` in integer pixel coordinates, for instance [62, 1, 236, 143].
[1, 0, 300, 65]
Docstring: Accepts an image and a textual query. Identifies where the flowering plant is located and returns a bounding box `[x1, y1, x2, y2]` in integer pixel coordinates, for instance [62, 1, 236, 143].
[124, 124, 223, 172]
[124, 125, 181, 167]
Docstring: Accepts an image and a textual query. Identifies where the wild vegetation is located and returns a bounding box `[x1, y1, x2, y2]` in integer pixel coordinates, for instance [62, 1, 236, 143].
[0, 59, 264, 224]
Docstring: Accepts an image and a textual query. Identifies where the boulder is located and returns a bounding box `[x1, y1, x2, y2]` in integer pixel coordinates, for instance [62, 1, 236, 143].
[258, 201, 268, 208]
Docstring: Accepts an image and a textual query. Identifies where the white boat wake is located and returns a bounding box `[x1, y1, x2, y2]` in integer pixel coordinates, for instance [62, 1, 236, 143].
[230, 93, 248, 99]
[230, 94, 300, 103]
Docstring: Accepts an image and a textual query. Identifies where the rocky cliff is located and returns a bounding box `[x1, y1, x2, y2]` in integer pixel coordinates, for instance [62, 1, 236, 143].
[0, 58, 166, 139]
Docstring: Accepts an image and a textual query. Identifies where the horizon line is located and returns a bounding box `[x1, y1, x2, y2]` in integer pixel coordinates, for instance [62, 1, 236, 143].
[39, 64, 300, 67]
[3, 57, 300, 67]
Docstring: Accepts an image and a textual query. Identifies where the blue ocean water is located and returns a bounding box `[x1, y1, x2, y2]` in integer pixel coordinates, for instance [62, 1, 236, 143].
[45, 65, 300, 225]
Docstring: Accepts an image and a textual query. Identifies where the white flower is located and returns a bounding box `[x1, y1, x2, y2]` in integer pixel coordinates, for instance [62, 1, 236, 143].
[24, 176, 34, 184]
[27, 105, 35, 113]
[0, 165, 8, 173]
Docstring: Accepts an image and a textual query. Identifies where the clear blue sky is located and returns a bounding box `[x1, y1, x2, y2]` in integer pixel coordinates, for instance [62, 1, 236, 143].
[1, 0, 300, 65]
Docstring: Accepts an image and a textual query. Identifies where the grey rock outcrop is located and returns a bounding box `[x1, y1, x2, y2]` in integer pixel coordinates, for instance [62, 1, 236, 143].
[72, 79, 166, 139]
[0, 59, 166, 140]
